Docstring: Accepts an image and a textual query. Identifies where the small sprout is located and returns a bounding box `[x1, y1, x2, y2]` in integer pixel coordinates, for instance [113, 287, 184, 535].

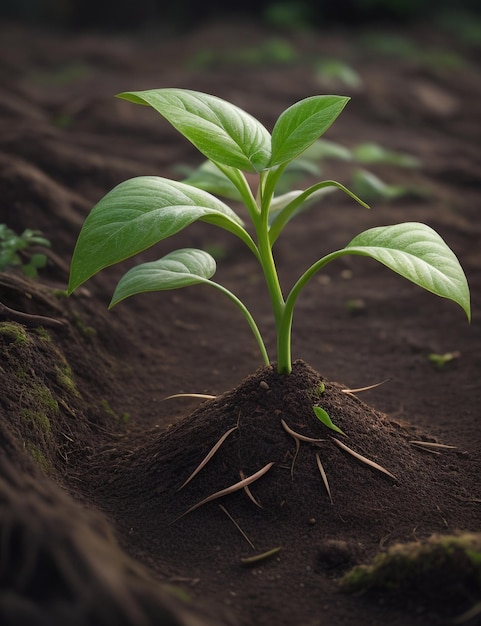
[313, 406, 345, 436]
[428, 351, 460, 369]
[346, 298, 366, 315]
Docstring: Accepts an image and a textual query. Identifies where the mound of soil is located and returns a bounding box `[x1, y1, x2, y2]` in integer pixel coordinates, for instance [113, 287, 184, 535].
[1, 17, 480, 626]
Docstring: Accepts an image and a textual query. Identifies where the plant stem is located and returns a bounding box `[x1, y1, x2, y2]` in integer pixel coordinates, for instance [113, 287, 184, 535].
[278, 250, 347, 372]
[208, 281, 270, 366]
[256, 171, 287, 369]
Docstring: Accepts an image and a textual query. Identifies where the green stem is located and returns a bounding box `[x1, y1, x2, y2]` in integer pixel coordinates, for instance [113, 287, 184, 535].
[214, 162, 259, 223]
[256, 170, 286, 333]
[208, 280, 270, 366]
[277, 250, 347, 373]
[269, 180, 369, 246]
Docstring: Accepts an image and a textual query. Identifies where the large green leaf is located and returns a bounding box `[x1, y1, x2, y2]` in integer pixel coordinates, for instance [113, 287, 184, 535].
[345, 223, 471, 319]
[269, 95, 349, 167]
[68, 176, 247, 293]
[118, 88, 271, 173]
[110, 248, 216, 307]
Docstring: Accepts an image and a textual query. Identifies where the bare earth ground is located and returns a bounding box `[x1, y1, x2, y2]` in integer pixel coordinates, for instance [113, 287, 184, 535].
[0, 17, 481, 626]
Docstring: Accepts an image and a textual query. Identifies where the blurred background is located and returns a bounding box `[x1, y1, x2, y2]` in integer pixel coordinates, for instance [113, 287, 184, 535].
[1, 0, 481, 31]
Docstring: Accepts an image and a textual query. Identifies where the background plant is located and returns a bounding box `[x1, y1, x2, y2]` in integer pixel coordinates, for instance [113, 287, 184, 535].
[0, 224, 51, 279]
[68, 88, 470, 381]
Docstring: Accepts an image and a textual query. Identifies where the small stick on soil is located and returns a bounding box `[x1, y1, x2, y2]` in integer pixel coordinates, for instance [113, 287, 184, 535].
[331, 437, 397, 481]
[409, 440, 457, 450]
[281, 419, 325, 478]
[281, 419, 326, 444]
[0, 301, 65, 328]
[290, 437, 300, 478]
[218, 504, 256, 550]
[341, 379, 391, 395]
[163, 393, 216, 401]
[177, 425, 238, 491]
[240, 547, 281, 567]
[171, 462, 275, 523]
[239, 470, 263, 508]
[315, 452, 333, 504]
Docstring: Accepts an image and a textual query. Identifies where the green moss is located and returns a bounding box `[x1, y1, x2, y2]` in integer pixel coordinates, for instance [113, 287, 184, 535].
[35, 326, 52, 342]
[28, 445, 54, 473]
[21, 408, 51, 433]
[341, 533, 481, 595]
[17, 379, 59, 436]
[100, 399, 131, 424]
[0, 321, 30, 345]
[34, 383, 59, 413]
[55, 365, 81, 397]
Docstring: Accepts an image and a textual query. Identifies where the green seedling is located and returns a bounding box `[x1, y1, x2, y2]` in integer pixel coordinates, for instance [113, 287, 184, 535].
[351, 169, 428, 203]
[68, 88, 470, 437]
[0, 224, 51, 278]
[187, 38, 297, 71]
[428, 351, 460, 369]
[352, 142, 421, 168]
[316, 59, 362, 90]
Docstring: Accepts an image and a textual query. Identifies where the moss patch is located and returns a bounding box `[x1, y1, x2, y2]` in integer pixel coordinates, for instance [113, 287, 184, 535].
[341, 533, 481, 612]
[0, 321, 30, 345]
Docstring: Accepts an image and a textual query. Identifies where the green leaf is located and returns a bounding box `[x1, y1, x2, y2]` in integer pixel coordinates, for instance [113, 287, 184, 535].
[118, 88, 271, 173]
[68, 176, 248, 293]
[352, 143, 421, 168]
[351, 169, 428, 203]
[346, 223, 471, 320]
[313, 406, 345, 435]
[110, 248, 216, 307]
[269, 95, 350, 167]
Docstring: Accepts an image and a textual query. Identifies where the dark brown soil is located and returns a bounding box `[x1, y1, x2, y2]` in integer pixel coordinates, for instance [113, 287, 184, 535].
[1, 17, 480, 626]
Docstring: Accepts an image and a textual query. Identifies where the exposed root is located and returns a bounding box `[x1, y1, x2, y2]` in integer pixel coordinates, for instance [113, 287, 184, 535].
[316, 452, 333, 505]
[171, 462, 275, 523]
[163, 393, 217, 401]
[239, 470, 263, 508]
[332, 437, 397, 481]
[341, 379, 391, 395]
[218, 504, 256, 550]
[176, 425, 238, 492]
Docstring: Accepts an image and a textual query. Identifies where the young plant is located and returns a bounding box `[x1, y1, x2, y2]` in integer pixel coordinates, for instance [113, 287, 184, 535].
[0, 224, 51, 278]
[67, 88, 470, 382]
